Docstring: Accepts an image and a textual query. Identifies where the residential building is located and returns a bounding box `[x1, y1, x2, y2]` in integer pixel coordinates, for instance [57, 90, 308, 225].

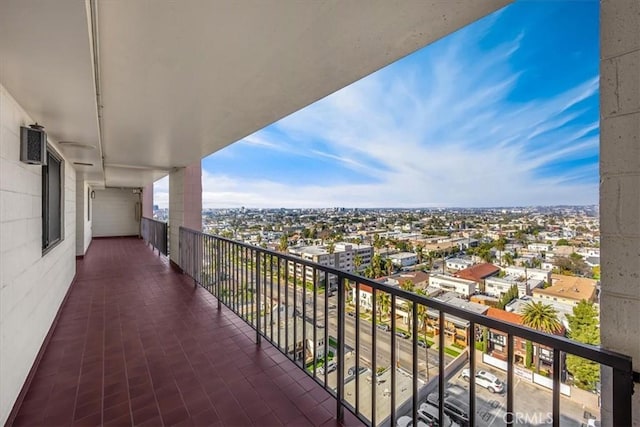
[484, 276, 544, 299]
[423, 292, 488, 346]
[388, 251, 418, 267]
[288, 243, 373, 287]
[532, 274, 597, 308]
[454, 262, 500, 289]
[484, 308, 563, 372]
[445, 257, 474, 271]
[428, 274, 477, 298]
[503, 266, 551, 284]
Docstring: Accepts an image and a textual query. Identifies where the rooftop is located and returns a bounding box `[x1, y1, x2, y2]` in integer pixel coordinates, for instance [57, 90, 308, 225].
[533, 274, 597, 302]
[454, 263, 500, 282]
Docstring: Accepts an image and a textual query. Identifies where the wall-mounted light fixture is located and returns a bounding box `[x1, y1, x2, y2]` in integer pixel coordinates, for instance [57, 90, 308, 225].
[90, 190, 95, 199]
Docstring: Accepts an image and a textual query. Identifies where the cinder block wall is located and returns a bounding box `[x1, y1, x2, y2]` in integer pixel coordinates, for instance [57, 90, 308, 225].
[0, 85, 77, 425]
[599, 0, 640, 424]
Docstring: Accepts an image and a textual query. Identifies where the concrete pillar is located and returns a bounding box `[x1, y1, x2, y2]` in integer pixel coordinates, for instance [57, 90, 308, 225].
[169, 162, 202, 268]
[142, 183, 153, 219]
[599, 1, 639, 424]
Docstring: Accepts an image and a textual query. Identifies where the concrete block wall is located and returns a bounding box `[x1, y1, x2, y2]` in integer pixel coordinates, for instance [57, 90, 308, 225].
[92, 188, 140, 237]
[0, 85, 77, 425]
[599, 0, 640, 424]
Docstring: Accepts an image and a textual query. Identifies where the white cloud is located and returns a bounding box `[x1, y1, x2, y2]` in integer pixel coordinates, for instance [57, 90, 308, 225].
[155, 12, 599, 209]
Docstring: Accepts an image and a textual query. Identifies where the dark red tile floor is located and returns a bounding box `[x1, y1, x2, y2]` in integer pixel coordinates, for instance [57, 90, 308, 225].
[10, 237, 363, 427]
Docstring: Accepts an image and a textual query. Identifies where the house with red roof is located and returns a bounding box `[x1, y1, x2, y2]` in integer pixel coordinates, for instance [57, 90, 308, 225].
[454, 263, 500, 291]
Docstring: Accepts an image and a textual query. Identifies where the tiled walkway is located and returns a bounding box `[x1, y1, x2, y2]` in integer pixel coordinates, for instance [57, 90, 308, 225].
[10, 238, 363, 427]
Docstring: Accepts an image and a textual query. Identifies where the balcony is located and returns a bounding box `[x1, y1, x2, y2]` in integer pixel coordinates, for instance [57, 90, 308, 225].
[7, 237, 363, 427]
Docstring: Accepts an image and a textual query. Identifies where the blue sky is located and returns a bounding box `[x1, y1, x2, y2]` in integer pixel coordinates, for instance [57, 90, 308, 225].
[156, 0, 600, 208]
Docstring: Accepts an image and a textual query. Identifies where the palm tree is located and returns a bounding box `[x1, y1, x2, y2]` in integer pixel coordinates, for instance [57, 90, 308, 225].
[354, 254, 363, 273]
[415, 290, 431, 380]
[372, 254, 383, 278]
[377, 291, 391, 323]
[279, 234, 289, 252]
[415, 245, 424, 265]
[327, 241, 335, 255]
[522, 301, 561, 333]
[522, 301, 562, 372]
[385, 258, 394, 276]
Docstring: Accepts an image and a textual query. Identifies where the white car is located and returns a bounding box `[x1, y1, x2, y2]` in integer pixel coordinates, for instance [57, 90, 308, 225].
[418, 403, 459, 427]
[461, 368, 504, 393]
[396, 415, 429, 427]
[317, 360, 337, 375]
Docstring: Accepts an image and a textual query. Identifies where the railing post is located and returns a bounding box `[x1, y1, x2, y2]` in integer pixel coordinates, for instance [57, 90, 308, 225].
[612, 365, 633, 427]
[216, 238, 221, 310]
[336, 274, 345, 422]
[255, 249, 261, 345]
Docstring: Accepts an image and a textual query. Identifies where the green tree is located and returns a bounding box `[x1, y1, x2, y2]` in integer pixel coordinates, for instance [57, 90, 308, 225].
[565, 300, 600, 391]
[385, 258, 394, 276]
[415, 245, 424, 265]
[556, 239, 570, 246]
[279, 234, 289, 252]
[502, 252, 514, 266]
[354, 254, 363, 273]
[377, 291, 391, 323]
[522, 301, 562, 334]
[326, 241, 335, 255]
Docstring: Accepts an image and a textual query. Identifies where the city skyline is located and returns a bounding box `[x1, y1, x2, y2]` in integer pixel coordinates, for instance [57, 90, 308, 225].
[155, 1, 600, 209]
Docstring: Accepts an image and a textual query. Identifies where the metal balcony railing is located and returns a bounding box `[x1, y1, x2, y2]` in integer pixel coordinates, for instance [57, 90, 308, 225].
[141, 216, 169, 256]
[178, 227, 633, 427]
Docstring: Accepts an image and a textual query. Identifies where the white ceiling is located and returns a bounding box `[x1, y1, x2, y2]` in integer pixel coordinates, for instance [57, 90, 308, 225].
[1, 0, 511, 189]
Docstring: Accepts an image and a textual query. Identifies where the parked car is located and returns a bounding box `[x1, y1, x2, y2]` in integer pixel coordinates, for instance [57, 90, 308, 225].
[377, 323, 391, 332]
[317, 360, 337, 375]
[395, 331, 410, 339]
[396, 415, 430, 427]
[460, 368, 504, 394]
[396, 415, 431, 427]
[417, 339, 430, 348]
[418, 402, 459, 427]
[348, 366, 368, 376]
[425, 393, 469, 427]
[347, 311, 355, 317]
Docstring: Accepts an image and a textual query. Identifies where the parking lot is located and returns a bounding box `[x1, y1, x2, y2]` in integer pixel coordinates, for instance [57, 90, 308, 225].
[396, 360, 599, 426]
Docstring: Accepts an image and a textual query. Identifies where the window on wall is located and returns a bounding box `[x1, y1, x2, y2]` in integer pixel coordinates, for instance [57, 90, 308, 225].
[42, 149, 63, 251]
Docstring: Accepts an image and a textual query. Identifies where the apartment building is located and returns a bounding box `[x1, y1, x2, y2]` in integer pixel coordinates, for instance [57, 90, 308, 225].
[532, 274, 598, 308]
[288, 243, 373, 287]
[428, 274, 477, 297]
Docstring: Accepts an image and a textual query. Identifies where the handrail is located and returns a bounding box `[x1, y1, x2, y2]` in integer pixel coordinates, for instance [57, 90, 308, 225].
[178, 226, 633, 427]
[141, 217, 168, 255]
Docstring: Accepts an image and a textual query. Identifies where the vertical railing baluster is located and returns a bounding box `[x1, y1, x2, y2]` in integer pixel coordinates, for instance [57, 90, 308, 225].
[293, 262, 298, 364]
[552, 350, 560, 427]
[312, 268, 317, 379]
[507, 333, 514, 425]
[612, 363, 633, 426]
[277, 255, 282, 349]
[469, 321, 476, 427]
[390, 294, 397, 426]
[371, 287, 377, 427]
[355, 280, 360, 415]
[336, 274, 345, 422]
[323, 271, 329, 387]
[285, 259, 289, 360]
[256, 249, 261, 344]
[270, 253, 274, 342]
[438, 312, 445, 425]
[302, 265, 307, 368]
[216, 238, 221, 309]
[412, 301, 418, 427]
